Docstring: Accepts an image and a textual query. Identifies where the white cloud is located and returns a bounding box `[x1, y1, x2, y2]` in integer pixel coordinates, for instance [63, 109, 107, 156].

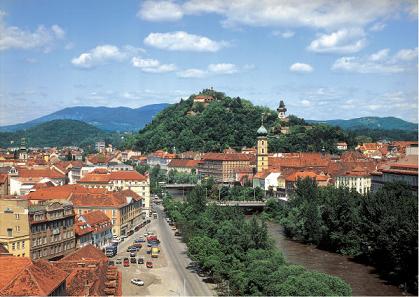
[301, 99, 311, 107]
[394, 48, 418, 61]
[138, 1, 415, 31]
[208, 63, 237, 74]
[144, 31, 227, 52]
[138, 1, 183, 21]
[272, 30, 295, 38]
[369, 22, 386, 31]
[368, 48, 389, 61]
[177, 68, 207, 78]
[289, 63, 314, 73]
[131, 57, 176, 73]
[71, 45, 126, 68]
[332, 56, 404, 74]
[0, 10, 66, 51]
[307, 28, 366, 54]
[332, 47, 417, 74]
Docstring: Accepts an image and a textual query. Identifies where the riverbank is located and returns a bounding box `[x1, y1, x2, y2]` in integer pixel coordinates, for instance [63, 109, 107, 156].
[267, 222, 409, 296]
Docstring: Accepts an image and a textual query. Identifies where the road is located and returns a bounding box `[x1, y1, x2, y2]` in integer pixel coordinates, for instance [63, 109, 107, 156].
[115, 205, 213, 296]
[155, 205, 213, 296]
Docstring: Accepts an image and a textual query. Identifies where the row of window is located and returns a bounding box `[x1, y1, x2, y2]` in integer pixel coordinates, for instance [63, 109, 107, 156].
[11, 240, 25, 251]
[32, 241, 75, 259]
[31, 218, 74, 233]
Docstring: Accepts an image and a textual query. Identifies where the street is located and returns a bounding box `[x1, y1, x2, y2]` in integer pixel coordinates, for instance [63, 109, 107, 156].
[115, 204, 214, 296]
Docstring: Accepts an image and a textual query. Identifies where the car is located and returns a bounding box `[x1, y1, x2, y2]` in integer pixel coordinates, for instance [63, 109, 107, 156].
[174, 231, 181, 236]
[135, 238, 145, 243]
[171, 226, 177, 230]
[116, 258, 122, 264]
[131, 278, 145, 286]
[130, 252, 136, 258]
[108, 260, 115, 266]
[146, 261, 153, 268]
[123, 258, 130, 267]
[127, 246, 138, 252]
[120, 235, 128, 241]
[143, 232, 149, 237]
[137, 257, 144, 264]
[130, 257, 137, 264]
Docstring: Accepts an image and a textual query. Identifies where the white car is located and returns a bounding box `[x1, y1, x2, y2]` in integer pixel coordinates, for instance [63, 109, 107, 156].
[112, 237, 121, 243]
[131, 278, 145, 286]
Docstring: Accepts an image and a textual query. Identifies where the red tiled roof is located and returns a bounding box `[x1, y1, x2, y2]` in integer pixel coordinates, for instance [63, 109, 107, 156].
[26, 184, 107, 201]
[60, 244, 108, 262]
[17, 167, 65, 179]
[79, 170, 147, 183]
[70, 189, 141, 208]
[81, 210, 111, 228]
[202, 152, 253, 162]
[0, 257, 67, 296]
[74, 221, 94, 236]
[285, 170, 329, 182]
[168, 159, 202, 168]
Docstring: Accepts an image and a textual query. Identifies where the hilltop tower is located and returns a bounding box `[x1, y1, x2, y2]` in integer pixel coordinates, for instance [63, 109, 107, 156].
[277, 100, 288, 121]
[18, 137, 28, 160]
[256, 122, 269, 173]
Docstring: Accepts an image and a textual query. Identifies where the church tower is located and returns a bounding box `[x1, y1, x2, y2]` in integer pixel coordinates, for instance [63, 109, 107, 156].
[256, 124, 268, 173]
[277, 100, 288, 121]
[18, 137, 28, 160]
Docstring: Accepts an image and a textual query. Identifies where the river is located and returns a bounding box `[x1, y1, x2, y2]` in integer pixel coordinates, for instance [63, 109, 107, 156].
[267, 222, 408, 296]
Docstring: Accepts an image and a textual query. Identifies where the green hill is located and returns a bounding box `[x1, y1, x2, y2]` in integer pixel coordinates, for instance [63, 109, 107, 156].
[308, 117, 417, 131]
[0, 120, 122, 148]
[127, 90, 353, 153]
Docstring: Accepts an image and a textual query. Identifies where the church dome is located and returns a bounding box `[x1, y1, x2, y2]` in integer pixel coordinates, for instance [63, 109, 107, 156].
[257, 125, 268, 136]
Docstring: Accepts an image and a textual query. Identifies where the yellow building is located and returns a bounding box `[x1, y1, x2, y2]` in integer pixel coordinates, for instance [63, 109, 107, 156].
[257, 125, 269, 172]
[0, 196, 31, 257]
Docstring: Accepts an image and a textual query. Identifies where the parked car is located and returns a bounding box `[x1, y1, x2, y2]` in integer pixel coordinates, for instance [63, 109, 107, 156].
[146, 261, 153, 268]
[116, 258, 122, 264]
[127, 246, 137, 252]
[134, 239, 145, 243]
[108, 260, 115, 266]
[131, 279, 144, 286]
[130, 257, 137, 264]
[123, 258, 130, 267]
[130, 252, 136, 258]
[137, 257, 144, 264]
[174, 231, 181, 236]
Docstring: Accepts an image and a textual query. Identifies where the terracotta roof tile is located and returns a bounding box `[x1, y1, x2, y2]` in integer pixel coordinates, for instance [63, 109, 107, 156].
[202, 152, 253, 161]
[0, 257, 67, 296]
[168, 159, 202, 168]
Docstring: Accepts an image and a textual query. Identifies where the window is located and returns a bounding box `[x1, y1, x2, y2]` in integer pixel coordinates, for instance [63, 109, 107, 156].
[7, 228, 12, 237]
[16, 226, 20, 232]
[22, 241, 25, 249]
[17, 242, 20, 250]
[12, 243, 15, 250]
[15, 214, 20, 220]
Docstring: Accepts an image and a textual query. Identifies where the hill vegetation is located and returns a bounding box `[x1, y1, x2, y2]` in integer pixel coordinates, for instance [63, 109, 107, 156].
[127, 90, 417, 153]
[308, 116, 417, 131]
[0, 120, 122, 149]
[0, 103, 169, 132]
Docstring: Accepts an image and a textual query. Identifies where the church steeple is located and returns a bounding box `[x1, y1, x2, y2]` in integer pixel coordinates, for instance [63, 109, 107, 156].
[256, 115, 268, 173]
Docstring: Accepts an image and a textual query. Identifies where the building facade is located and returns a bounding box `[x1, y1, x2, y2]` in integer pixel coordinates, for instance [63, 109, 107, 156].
[335, 167, 371, 194]
[256, 125, 269, 173]
[0, 196, 31, 258]
[29, 200, 76, 261]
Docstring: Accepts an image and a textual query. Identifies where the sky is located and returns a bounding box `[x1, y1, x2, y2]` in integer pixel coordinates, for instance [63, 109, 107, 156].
[0, 0, 418, 125]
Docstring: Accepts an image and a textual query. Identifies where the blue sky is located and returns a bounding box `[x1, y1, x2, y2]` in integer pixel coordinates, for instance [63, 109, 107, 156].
[0, 0, 417, 125]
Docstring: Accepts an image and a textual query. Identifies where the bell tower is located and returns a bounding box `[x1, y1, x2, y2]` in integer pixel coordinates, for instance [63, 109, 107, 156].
[277, 100, 288, 121]
[256, 116, 269, 173]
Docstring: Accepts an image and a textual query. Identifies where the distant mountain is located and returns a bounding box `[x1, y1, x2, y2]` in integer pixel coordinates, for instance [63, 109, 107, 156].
[0, 119, 121, 148]
[0, 103, 170, 132]
[307, 117, 417, 131]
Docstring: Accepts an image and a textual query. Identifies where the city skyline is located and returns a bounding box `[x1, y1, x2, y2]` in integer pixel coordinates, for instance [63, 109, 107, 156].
[0, 0, 418, 126]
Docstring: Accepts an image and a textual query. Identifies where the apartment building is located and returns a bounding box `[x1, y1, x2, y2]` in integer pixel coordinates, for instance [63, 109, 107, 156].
[0, 196, 30, 257]
[198, 153, 253, 184]
[29, 200, 76, 261]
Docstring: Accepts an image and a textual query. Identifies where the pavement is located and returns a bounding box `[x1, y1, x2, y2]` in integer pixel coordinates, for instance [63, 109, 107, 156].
[114, 204, 214, 296]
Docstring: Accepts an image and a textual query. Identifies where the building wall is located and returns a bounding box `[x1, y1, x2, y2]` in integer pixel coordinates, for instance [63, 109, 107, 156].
[335, 175, 371, 194]
[0, 198, 31, 257]
[29, 204, 76, 261]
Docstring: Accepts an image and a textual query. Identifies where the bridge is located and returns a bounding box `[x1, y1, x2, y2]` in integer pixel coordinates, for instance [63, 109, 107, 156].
[162, 183, 197, 199]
